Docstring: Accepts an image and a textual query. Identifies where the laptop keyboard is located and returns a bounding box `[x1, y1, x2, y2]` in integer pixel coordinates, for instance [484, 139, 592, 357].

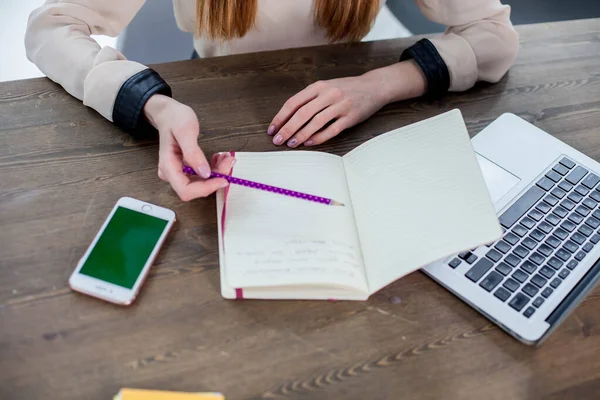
[448, 157, 600, 319]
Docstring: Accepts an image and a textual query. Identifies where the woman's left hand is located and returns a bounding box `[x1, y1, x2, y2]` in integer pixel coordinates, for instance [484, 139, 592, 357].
[267, 74, 388, 148]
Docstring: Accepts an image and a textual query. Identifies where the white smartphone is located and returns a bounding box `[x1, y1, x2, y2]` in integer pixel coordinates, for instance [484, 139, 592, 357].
[69, 197, 176, 306]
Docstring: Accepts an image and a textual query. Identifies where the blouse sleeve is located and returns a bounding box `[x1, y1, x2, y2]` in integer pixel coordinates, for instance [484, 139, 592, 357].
[25, 0, 172, 136]
[401, 0, 519, 97]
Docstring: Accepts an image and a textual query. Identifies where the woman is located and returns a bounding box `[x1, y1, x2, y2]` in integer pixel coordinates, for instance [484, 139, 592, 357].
[25, 0, 518, 201]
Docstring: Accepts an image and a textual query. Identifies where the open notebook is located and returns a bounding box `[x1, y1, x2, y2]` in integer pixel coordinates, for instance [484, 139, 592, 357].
[216, 109, 502, 300]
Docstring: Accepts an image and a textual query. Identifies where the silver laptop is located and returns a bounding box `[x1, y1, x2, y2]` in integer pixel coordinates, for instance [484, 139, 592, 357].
[423, 113, 600, 345]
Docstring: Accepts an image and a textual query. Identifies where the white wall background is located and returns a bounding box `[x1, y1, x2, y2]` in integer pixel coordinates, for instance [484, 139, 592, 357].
[1, 0, 117, 82]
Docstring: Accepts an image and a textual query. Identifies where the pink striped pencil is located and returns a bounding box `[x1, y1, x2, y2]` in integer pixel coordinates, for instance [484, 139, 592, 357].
[182, 165, 344, 206]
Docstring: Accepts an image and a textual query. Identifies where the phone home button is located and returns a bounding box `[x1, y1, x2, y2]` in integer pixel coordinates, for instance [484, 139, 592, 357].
[142, 205, 152, 213]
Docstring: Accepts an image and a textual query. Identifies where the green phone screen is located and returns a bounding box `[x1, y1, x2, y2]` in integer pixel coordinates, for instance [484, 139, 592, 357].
[79, 206, 168, 289]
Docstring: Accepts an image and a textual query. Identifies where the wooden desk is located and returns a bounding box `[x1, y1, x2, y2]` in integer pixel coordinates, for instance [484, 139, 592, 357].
[2, 18, 600, 400]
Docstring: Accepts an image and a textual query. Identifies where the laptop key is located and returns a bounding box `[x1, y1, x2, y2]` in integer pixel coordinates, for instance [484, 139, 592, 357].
[575, 205, 591, 217]
[585, 217, 600, 229]
[509, 293, 530, 311]
[565, 165, 588, 185]
[530, 229, 546, 242]
[522, 283, 539, 297]
[485, 249, 502, 262]
[459, 251, 472, 260]
[522, 237, 538, 250]
[494, 240, 511, 254]
[544, 195, 559, 206]
[545, 236, 561, 248]
[504, 278, 521, 292]
[537, 244, 553, 257]
[537, 177, 555, 191]
[542, 287, 554, 298]
[559, 158, 575, 169]
[505, 254, 521, 267]
[552, 228, 568, 241]
[575, 251, 586, 261]
[593, 209, 600, 220]
[479, 271, 503, 292]
[556, 249, 571, 261]
[494, 287, 511, 302]
[583, 198, 598, 210]
[547, 257, 563, 270]
[523, 307, 536, 318]
[575, 185, 590, 197]
[466, 253, 478, 264]
[572, 232, 587, 245]
[499, 185, 545, 229]
[550, 278, 562, 288]
[551, 188, 566, 199]
[571, 212, 586, 226]
[559, 269, 570, 279]
[578, 225, 593, 237]
[449, 258, 462, 268]
[536, 202, 552, 214]
[511, 270, 528, 284]
[559, 180, 574, 192]
[504, 232, 520, 245]
[568, 192, 583, 204]
[581, 172, 600, 189]
[465, 258, 494, 282]
[553, 206, 568, 219]
[539, 265, 556, 279]
[561, 221, 576, 232]
[513, 246, 529, 259]
[583, 242, 594, 253]
[560, 199, 576, 211]
[529, 252, 546, 265]
[545, 214, 561, 226]
[520, 217, 536, 229]
[553, 164, 569, 176]
[563, 240, 579, 253]
[520, 260, 537, 274]
[495, 262, 512, 276]
[531, 274, 547, 288]
[591, 234, 600, 244]
[513, 224, 528, 237]
[590, 190, 600, 203]
[567, 260, 578, 270]
[529, 209, 544, 222]
[546, 170, 562, 183]
[533, 297, 545, 307]
[538, 222, 553, 234]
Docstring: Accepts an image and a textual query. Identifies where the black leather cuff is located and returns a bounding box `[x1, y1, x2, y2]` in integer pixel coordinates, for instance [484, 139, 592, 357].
[400, 39, 450, 99]
[112, 68, 172, 137]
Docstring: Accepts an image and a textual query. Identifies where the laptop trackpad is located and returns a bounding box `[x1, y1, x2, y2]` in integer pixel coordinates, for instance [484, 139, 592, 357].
[475, 153, 521, 204]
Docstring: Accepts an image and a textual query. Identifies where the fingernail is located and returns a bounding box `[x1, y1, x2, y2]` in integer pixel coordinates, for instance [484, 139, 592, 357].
[230, 158, 237, 167]
[220, 181, 229, 188]
[198, 163, 211, 179]
[305, 140, 314, 146]
[287, 138, 297, 148]
[267, 125, 276, 136]
[273, 134, 283, 145]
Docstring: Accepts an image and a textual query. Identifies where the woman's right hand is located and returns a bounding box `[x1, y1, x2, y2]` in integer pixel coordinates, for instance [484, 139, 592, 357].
[143, 94, 233, 201]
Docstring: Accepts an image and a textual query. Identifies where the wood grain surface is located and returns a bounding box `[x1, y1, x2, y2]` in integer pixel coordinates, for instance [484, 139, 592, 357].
[1, 18, 600, 400]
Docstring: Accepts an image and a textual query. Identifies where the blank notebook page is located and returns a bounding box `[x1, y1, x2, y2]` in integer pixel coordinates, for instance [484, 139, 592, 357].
[222, 151, 368, 292]
[343, 110, 502, 293]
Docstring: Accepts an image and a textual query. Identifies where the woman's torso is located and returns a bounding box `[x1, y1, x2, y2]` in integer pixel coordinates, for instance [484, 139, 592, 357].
[172, 0, 387, 57]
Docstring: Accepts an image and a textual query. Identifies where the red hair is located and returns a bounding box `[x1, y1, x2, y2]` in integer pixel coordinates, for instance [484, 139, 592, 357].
[196, 0, 380, 42]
